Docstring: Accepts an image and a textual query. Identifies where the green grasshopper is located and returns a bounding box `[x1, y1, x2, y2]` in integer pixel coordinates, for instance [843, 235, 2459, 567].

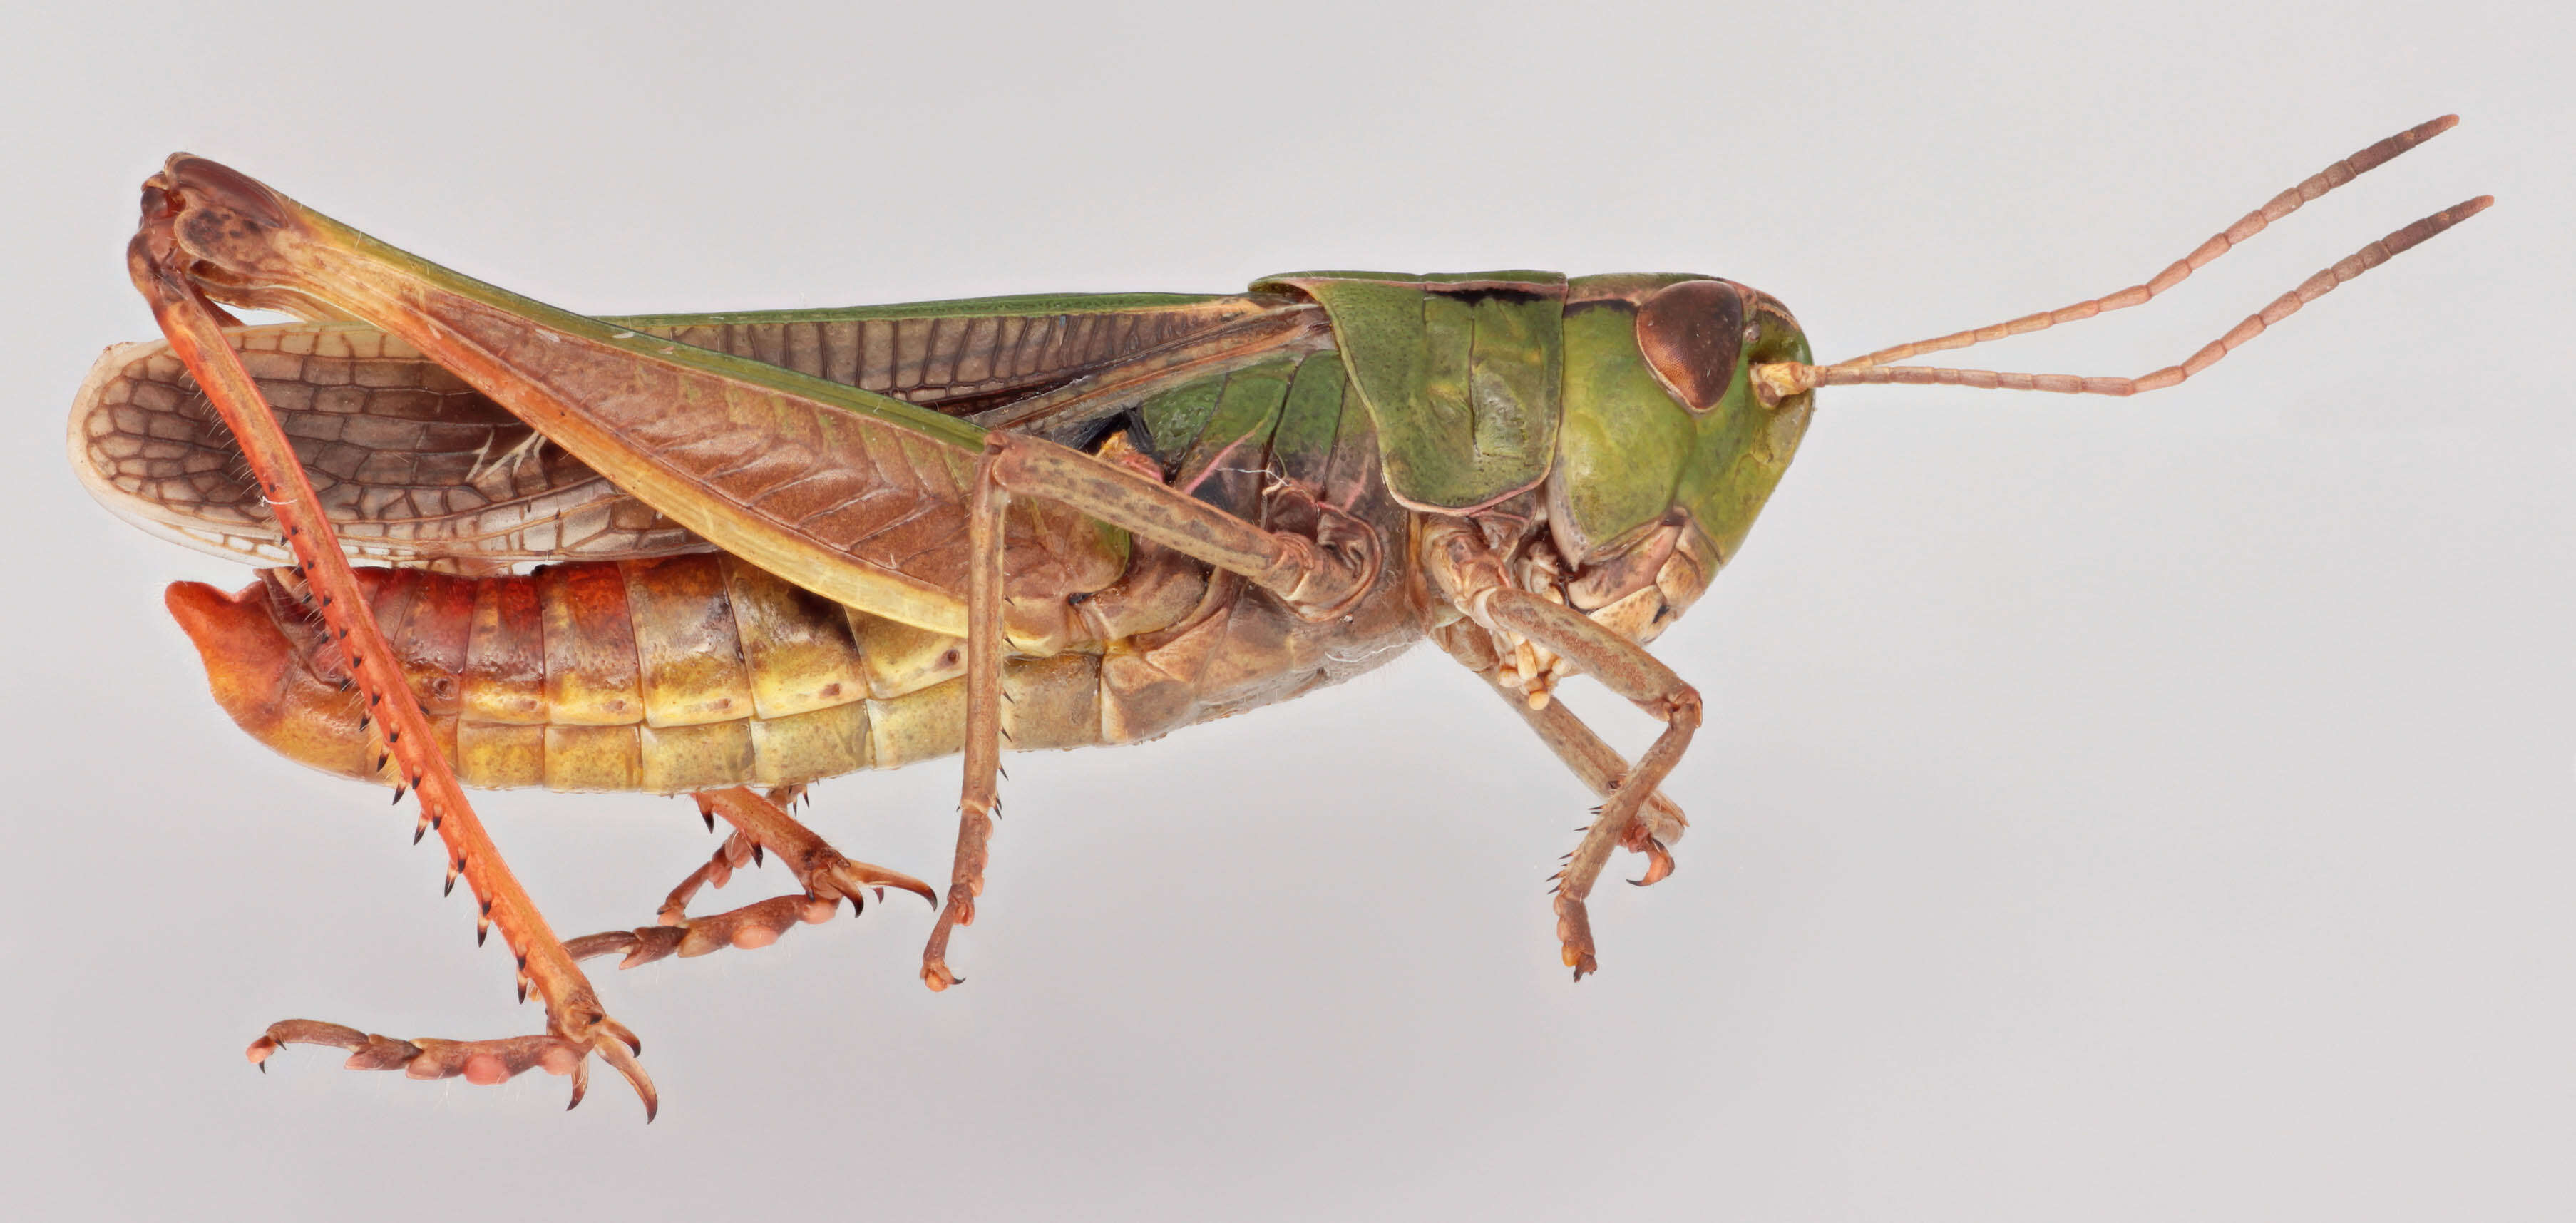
[78, 117, 2485, 1118]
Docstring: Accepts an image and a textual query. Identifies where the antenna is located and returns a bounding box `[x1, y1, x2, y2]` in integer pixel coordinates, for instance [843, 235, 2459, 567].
[1752, 118, 2490, 405]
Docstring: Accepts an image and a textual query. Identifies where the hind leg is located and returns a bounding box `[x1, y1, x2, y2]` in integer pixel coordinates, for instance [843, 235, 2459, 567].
[568, 787, 936, 970]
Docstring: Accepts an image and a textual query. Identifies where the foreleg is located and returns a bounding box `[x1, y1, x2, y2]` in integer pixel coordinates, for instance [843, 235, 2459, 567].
[1424, 526, 1701, 979]
[1507, 691, 1685, 884]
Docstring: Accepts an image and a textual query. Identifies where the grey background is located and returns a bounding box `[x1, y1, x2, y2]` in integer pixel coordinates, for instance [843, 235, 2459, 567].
[4, 2, 2566, 1219]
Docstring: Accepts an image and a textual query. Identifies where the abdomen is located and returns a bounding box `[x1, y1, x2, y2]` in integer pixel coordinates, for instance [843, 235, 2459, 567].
[168, 548, 1422, 794]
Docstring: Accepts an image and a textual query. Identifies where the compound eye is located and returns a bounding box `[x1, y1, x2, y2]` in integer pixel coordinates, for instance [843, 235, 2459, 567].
[1634, 279, 1747, 413]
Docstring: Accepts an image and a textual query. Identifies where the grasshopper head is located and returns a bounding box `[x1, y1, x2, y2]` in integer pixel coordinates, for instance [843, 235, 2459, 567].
[1545, 276, 1814, 645]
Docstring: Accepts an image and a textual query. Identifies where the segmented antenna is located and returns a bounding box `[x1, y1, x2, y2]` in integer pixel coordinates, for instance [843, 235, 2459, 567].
[1751, 118, 2490, 404]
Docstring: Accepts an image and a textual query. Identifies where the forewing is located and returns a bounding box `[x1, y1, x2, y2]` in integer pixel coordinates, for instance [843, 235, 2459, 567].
[71, 325, 694, 570]
[72, 297, 1303, 574]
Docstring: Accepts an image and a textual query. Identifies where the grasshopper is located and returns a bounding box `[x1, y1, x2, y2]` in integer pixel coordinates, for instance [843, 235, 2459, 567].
[75, 118, 2487, 1119]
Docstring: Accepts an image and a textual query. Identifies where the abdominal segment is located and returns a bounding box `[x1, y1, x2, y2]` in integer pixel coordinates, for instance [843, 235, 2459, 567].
[165, 555, 1108, 793]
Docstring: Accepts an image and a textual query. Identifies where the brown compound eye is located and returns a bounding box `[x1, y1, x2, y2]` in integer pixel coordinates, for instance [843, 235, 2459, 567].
[1634, 279, 1748, 414]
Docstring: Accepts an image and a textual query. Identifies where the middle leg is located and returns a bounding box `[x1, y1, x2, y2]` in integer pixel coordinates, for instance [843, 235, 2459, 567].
[915, 430, 1388, 989]
[919, 443, 1010, 991]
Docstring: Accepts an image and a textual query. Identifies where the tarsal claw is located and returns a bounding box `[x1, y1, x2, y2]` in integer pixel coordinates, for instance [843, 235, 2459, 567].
[1627, 838, 1676, 887]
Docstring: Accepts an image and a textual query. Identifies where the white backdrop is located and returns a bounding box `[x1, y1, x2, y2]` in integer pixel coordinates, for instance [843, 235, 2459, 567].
[4, 3, 2567, 1219]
